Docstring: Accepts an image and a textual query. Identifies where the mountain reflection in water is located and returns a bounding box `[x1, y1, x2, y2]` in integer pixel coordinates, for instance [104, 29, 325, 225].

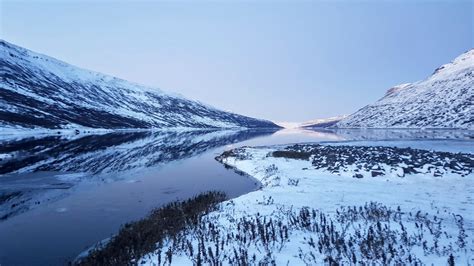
[0, 128, 473, 265]
[0, 129, 276, 221]
[0, 129, 277, 175]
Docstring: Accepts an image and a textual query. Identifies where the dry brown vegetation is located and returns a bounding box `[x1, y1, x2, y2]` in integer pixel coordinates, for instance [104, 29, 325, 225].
[75, 191, 226, 266]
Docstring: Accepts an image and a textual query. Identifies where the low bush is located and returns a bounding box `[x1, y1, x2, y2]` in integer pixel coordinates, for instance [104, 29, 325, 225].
[76, 191, 226, 265]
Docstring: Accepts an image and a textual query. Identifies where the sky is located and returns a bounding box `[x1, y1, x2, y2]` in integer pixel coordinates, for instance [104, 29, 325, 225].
[0, 0, 472, 122]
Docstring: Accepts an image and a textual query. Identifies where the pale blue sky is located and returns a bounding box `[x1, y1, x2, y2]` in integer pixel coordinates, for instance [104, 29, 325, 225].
[1, 0, 472, 122]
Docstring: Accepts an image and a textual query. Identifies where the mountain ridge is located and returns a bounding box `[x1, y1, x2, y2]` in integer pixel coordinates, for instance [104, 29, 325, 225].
[299, 115, 348, 128]
[0, 40, 280, 130]
[335, 49, 474, 129]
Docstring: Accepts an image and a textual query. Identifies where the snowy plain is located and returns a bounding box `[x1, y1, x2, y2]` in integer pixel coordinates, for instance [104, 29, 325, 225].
[139, 139, 473, 265]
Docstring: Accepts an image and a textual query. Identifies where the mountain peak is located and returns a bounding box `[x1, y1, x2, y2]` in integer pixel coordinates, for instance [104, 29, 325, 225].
[336, 49, 474, 129]
[432, 48, 474, 77]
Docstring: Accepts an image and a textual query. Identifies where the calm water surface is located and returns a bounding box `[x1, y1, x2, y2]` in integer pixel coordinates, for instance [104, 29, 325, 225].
[0, 128, 472, 265]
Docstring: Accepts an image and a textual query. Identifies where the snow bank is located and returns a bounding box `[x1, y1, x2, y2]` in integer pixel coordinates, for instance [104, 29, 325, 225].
[139, 143, 473, 265]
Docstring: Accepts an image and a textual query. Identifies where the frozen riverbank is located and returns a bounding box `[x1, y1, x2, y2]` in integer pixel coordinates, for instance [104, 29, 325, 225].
[135, 142, 473, 265]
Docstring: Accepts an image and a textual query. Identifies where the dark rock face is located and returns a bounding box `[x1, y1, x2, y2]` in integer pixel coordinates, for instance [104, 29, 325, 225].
[0, 40, 280, 130]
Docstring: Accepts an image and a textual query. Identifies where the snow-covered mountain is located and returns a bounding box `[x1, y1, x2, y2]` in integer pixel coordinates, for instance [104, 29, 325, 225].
[336, 49, 474, 129]
[299, 115, 348, 128]
[0, 40, 279, 130]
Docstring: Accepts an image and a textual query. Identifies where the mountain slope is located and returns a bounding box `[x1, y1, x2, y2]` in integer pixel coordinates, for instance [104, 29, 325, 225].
[336, 50, 474, 129]
[299, 115, 347, 128]
[0, 40, 279, 130]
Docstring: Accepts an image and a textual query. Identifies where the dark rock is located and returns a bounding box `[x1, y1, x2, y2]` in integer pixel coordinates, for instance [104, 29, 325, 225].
[371, 171, 384, 177]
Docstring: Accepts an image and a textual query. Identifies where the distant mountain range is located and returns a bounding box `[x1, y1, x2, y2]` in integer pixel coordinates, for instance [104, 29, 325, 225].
[0, 40, 279, 131]
[336, 49, 473, 129]
[299, 115, 348, 128]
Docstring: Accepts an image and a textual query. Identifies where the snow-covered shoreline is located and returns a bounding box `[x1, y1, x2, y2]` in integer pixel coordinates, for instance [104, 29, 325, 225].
[138, 142, 473, 265]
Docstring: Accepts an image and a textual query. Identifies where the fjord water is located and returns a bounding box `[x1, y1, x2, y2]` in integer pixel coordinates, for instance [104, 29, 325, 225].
[0, 128, 472, 265]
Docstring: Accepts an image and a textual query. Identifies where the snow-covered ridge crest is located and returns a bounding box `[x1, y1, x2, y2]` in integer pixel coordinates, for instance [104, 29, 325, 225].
[336, 49, 474, 129]
[0, 40, 164, 94]
[384, 83, 411, 96]
[431, 48, 474, 78]
[0, 40, 279, 130]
